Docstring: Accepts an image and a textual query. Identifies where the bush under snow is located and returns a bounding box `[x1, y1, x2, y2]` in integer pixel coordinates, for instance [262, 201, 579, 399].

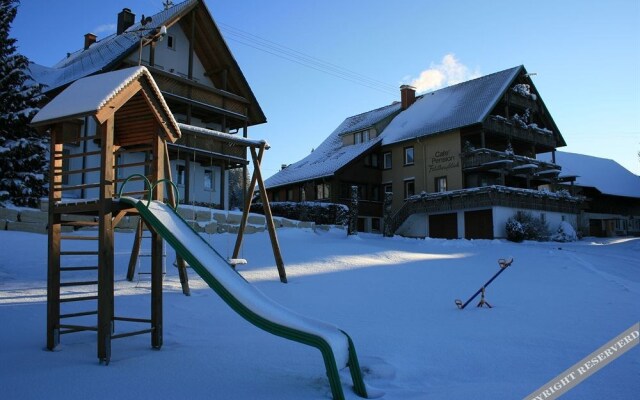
[551, 221, 578, 242]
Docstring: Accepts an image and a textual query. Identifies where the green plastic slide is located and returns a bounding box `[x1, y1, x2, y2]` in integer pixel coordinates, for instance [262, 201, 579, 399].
[119, 197, 368, 400]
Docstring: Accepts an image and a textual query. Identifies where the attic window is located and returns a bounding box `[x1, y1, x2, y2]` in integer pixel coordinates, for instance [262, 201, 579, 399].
[354, 129, 370, 144]
[167, 35, 175, 50]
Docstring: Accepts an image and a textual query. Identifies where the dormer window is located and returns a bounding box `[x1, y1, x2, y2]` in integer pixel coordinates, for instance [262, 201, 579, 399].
[354, 129, 370, 144]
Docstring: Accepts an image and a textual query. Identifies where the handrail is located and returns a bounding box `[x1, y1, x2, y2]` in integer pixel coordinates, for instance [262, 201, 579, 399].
[116, 174, 180, 211]
[152, 178, 180, 210]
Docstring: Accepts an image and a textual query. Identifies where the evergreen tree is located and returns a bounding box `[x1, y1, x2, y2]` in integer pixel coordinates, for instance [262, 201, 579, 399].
[228, 167, 249, 210]
[0, 0, 48, 208]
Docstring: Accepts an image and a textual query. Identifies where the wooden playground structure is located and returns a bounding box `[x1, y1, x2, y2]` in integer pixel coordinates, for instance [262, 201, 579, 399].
[31, 66, 286, 363]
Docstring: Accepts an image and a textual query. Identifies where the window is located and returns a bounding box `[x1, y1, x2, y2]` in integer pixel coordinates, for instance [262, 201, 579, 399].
[358, 185, 366, 200]
[167, 35, 175, 50]
[435, 176, 447, 192]
[370, 153, 378, 168]
[286, 188, 294, 201]
[176, 165, 185, 186]
[204, 169, 214, 191]
[354, 130, 370, 144]
[383, 152, 392, 169]
[371, 218, 381, 233]
[383, 183, 393, 194]
[371, 185, 380, 201]
[404, 179, 415, 199]
[404, 146, 414, 165]
[316, 183, 330, 200]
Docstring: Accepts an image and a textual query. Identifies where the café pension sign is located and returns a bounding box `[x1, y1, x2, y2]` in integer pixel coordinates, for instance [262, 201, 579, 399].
[429, 149, 459, 173]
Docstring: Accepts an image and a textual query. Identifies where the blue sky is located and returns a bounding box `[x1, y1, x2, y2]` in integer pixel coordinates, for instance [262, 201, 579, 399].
[11, 0, 640, 177]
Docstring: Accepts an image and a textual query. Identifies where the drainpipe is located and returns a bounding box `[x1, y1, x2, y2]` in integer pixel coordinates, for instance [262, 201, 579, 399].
[417, 137, 427, 192]
[81, 116, 89, 198]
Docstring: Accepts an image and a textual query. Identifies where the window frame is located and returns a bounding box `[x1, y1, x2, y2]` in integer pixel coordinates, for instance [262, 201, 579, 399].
[383, 152, 392, 169]
[404, 146, 415, 166]
[404, 179, 415, 199]
[435, 176, 447, 192]
[176, 165, 186, 186]
[204, 169, 215, 191]
[167, 35, 176, 50]
[316, 183, 331, 200]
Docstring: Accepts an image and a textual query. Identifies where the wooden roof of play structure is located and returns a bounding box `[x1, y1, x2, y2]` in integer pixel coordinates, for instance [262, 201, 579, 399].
[32, 66, 181, 145]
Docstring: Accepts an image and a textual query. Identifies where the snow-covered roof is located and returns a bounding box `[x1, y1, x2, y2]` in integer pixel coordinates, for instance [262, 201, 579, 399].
[31, 66, 177, 133]
[538, 151, 640, 199]
[265, 67, 524, 189]
[30, 0, 196, 92]
[381, 66, 522, 145]
[178, 123, 269, 148]
[265, 102, 401, 188]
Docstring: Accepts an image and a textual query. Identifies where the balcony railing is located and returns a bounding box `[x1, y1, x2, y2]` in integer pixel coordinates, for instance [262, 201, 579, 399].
[390, 185, 582, 233]
[484, 116, 557, 148]
[506, 91, 539, 113]
[462, 148, 561, 178]
[151, 70, 248, 118]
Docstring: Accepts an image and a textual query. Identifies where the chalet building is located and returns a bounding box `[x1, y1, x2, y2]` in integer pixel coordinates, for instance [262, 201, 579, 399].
[265, 66, 583, 238]
[539, 151, 640, 237]
[30, 0, 264, 208]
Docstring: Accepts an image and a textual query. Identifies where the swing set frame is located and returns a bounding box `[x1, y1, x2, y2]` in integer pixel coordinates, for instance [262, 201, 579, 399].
[126, 126, 288, 295]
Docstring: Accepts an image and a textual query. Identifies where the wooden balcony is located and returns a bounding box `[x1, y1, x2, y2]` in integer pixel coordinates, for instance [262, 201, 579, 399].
[150, 68, 249, 120]
[484, 116, 557, 148]
[390, 185, 582, 232]
[462, 148, 561, 179]
[506, 91, 539, 113]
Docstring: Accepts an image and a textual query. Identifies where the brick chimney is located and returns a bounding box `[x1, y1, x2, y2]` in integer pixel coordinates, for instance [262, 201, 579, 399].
[84, 33, 97, 50]
[400, 84, 416, 110]
[117, 8, 135, 34]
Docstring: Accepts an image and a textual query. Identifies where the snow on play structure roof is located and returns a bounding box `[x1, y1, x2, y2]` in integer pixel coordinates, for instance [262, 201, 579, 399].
[539, 151, 640, 199]
[177, 123, 269, 148]
[265, 102, 401, 188]
[381, 66, 521, 145]
[28, 0, 196, 92]
[31, 66, 179, 133]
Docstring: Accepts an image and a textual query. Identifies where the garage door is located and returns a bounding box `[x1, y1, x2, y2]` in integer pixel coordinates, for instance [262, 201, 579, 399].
[464, 209, 493, 239]
[429, 213, 458, 239]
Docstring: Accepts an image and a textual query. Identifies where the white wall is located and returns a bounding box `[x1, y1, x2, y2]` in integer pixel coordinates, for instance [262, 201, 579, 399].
[129, 24, 215, 89]
[394, 206, 578, 239]
[492, 206, 578, 238]
[60, 117, 225, 207]
[170, 159, 221, 205]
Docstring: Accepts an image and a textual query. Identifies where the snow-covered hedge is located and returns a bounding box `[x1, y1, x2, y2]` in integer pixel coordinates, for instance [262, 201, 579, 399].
[551, 221, 578, 242]
[506, 211, 549, 242]
[250, 201, 349, 225]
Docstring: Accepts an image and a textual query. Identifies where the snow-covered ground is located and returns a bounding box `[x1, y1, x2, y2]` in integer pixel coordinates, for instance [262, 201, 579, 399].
[0, 228, 638, 399]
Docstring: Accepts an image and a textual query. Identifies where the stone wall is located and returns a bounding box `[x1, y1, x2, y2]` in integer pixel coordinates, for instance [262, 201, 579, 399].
[1, 203, 325, 235]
